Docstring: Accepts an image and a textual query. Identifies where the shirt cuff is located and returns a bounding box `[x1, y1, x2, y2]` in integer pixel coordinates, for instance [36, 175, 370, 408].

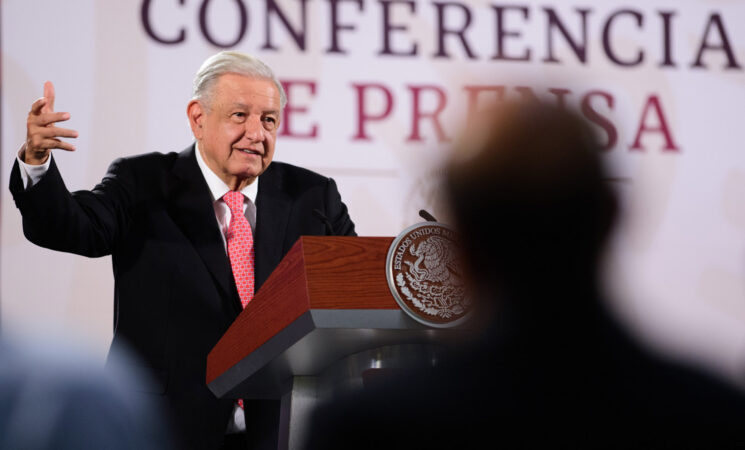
[16, 144, 52, 189]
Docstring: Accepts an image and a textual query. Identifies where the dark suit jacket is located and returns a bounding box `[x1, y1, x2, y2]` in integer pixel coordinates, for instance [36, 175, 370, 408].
[9, 145, 355, 449]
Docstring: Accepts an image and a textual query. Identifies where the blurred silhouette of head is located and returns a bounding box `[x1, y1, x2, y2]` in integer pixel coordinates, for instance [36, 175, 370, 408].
[445, 99, 617, 305]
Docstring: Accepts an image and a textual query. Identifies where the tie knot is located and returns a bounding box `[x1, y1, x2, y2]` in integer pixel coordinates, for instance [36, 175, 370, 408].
[223, 191, 244, 214]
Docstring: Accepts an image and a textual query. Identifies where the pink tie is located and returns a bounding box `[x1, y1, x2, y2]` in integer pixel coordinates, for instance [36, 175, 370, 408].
[223, 191, 255, 309]
[224, 191, 255, 411]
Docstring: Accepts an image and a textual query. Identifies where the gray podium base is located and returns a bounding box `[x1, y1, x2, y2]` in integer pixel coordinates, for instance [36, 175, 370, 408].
[276, 343, 445, 450]
[208, 309, 473, 449]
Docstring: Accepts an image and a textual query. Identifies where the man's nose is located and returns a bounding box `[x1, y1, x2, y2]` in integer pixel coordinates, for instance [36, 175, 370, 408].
[244, 116, 264, 141]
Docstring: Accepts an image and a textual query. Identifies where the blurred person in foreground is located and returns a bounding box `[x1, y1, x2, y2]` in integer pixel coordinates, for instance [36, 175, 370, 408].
[0, 333, 172, 449]
[304, 100, 745, 449]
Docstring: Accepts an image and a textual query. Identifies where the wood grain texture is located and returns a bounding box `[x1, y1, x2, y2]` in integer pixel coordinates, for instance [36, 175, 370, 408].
[303, 236, 398, 309]
[206, 236, 398, 384]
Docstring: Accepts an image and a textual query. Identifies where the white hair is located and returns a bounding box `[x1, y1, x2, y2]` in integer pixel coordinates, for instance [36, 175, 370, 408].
[192, 51, 287, 109]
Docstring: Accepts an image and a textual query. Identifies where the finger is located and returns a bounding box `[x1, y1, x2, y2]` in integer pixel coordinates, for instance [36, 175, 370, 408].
[36, 125, 79, 139]
[35, 138, 76, 151]
[33, 111, 71, 127]
[42, 81, 55, 113]
[30, 97, 48, 115]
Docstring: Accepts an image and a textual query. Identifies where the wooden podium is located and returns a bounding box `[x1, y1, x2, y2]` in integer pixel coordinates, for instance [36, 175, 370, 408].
[207, 236, 466, 449]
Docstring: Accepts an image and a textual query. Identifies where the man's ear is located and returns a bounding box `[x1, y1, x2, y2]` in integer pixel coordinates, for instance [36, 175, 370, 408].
[187, 100, 205, 139]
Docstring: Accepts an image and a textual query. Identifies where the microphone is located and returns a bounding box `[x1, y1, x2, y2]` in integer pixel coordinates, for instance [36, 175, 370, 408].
[313, 209, 334, 235]
[419, 209, 438, 222]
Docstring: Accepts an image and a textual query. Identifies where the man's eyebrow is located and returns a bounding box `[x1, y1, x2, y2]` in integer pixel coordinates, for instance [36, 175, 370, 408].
[226, 103, 279, 115]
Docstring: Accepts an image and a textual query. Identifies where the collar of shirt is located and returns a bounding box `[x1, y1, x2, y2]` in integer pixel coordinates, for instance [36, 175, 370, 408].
[194, 142, 257, 246]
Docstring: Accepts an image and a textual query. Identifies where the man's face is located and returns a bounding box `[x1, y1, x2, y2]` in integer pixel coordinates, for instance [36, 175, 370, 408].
[188, 73, 281, 190]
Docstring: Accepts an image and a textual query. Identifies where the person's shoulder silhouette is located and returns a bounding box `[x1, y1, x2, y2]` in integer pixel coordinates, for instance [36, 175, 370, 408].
[303, 100, 745, 449]
[0, 334, 174, 450]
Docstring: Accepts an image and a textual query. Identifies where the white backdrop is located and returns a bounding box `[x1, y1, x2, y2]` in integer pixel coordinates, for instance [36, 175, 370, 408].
[2, 0, 745, 386]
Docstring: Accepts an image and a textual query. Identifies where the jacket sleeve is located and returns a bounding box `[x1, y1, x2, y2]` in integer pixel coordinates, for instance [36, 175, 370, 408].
[324, 177, 356, 237]
[9, 156, 136, 257]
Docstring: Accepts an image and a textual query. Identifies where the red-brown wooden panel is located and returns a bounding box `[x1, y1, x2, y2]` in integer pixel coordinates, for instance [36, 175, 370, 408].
[207, 236, 398, 385]
[304, 236, 397, 309]
[207, 241, 309, 384]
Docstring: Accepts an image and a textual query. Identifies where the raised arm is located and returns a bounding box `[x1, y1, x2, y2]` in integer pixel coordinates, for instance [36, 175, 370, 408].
[11, 82, 135, 257]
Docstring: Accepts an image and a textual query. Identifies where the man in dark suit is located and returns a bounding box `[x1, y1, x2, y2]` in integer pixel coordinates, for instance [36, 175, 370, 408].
[10, 51, 355, 449]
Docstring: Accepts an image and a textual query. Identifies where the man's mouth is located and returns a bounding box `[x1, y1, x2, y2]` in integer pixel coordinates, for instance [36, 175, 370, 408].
[238, 148, 261, 156]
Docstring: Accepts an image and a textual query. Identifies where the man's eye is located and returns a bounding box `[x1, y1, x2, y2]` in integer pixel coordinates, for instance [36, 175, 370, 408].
[262, 116, 277, 130]
[231, 112, 246, 120]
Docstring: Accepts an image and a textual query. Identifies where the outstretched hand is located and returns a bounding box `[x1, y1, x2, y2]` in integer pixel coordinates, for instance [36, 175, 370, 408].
[23, 81, 79, 165]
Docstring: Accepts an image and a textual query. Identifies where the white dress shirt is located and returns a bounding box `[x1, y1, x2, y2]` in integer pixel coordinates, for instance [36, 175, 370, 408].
[16, 145, 50, 189]
[194, 142, 258, 242]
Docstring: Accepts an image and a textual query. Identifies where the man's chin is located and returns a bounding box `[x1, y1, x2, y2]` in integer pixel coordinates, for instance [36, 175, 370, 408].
[232, 167, 264, 186]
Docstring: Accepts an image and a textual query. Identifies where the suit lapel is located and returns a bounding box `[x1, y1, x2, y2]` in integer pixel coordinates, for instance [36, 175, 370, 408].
[166, 145, 242, 314]
[254, 164, 291, 291]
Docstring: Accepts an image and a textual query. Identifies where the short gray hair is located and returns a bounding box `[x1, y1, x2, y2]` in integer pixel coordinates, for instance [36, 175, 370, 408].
[192, 51, 287, 109]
